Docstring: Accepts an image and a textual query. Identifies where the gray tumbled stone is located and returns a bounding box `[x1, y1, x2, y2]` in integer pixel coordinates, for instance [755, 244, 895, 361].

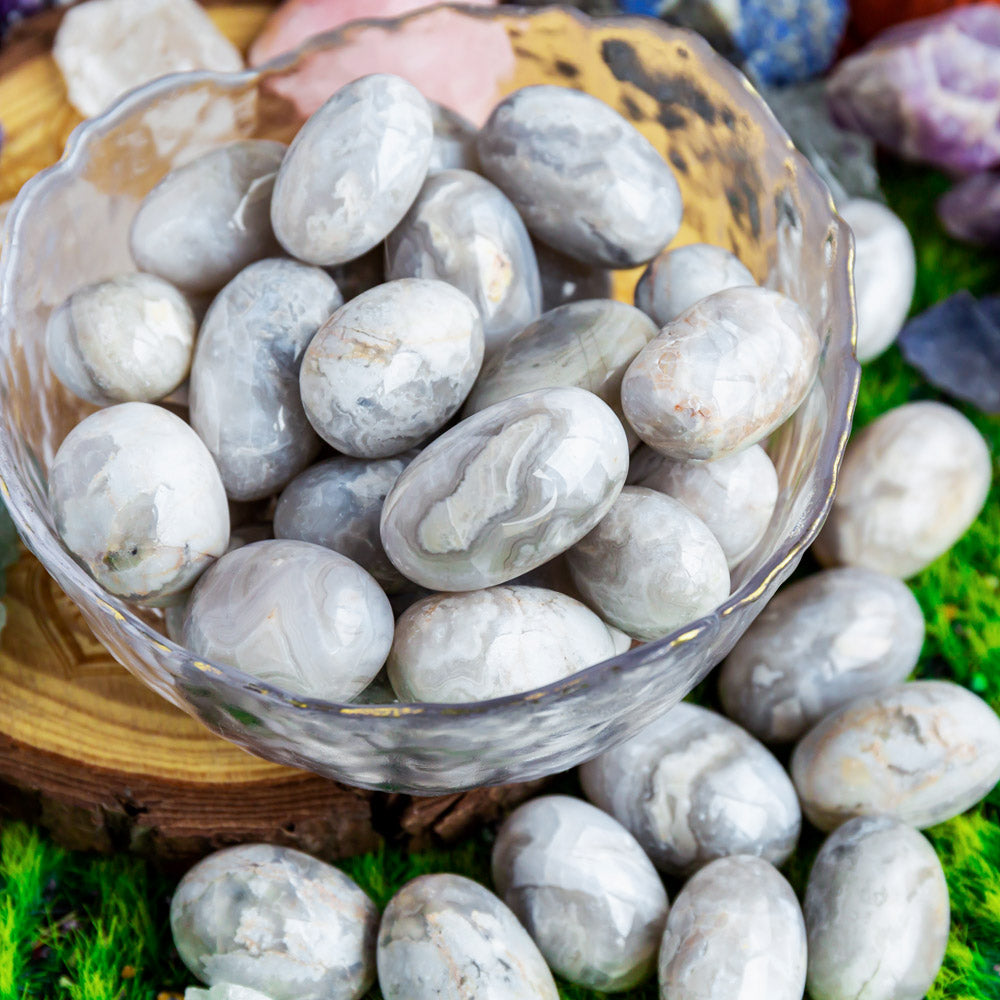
[171, 843, 378, 1000]
[186, 986, 275, 1000]
[271, 73, 432, 266]
[377, 873, 559, 1000]
[791, 679, 1000, 830]
[804, 816, 949, 1000]
[719, 567, 925, 742]
[658, 856, 807, 1000]
[478, 85, 682, 268]
[385, 168, 541, 356]
[580, 702, 801, 876]
[189, 258, 342, 501]
[492, 795, 668, 992]
[130, 140, 286, 294]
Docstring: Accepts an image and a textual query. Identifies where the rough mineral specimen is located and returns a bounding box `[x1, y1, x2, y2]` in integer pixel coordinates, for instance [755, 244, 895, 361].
[827, 6, 1000, 173]
[938, 170, 1000, 247]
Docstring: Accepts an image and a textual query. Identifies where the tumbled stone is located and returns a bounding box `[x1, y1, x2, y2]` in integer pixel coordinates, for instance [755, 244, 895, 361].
[534, 242, 613, 311]
[827, 6, 1000, 173]
[189, 259, 341, 501]
[377, 874, 558, 1000]
[492, 795, 668, 993]
[840, 197, 915, 361]
[634, 243, 755, 327]
[657, 855, 806, 1000]
[271, 73, 432, 266]
[897, 291, 1000, 413]
[629, 444, 778, 568]
[567, 487, 730, 641]
[274, 454, 415, 592]
[719, 567, 925, 743]
[184, 539, 394, 702]
[45, 273, 195, 405]
[171, 843, 378, 1000]
[622, 286, 819, 461]
[428, 102, 480, 172]
[53, 0, 243, 118]
[580, 702, 801, 876]
[299, 278, 483, 458]
[130, 141, 285, 295]
[380, 386, 629, 591]
[804, 816, 949, 1000]
[478, 85, 682, 268]
[50, 403, 229, 605]
[937, 170, 1000, 247]
[385, 169, 540, 355]
[814, 401, 991, 577]
[387, 585, 629, 702]
[792, 679, 1000, 830]
[186, 986, 274, 1000]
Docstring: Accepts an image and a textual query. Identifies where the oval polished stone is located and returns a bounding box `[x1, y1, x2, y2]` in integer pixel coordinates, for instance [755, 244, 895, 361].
[622, 286, 820, 461]
[46, 272, 195, 406]
[183, 539, 394, 702]
[719, 567, 925, 742]
[377, 873, 559, 1000]
[804, 816, 949, 1000]
[386, 169, 541, 356]
[567, 487, 730, 641]
[189, 259, 342, 501]
[299, 278, 483, 459]
[171, 843, 378, 1000]
[658, 856, 807, 1000]
[791, 679, 1000, 830]
[492, 795, 669, 992]
[814, 401, 991, 578]
[49, 402, 229, 604]
[271, 73, 433, 266]
[387, 585, 629, 702]
[130, 140, 286, 294]
[380, 386, 629, 591]
[186, 985, 275, 1000]
[463, 300, 657, 439]
[477, 85, 682, 268]
[635, 242, 756, 327]
[629, 444, 778, 569]
[274, 454, 415, 593]
[580, 702, 801, 876]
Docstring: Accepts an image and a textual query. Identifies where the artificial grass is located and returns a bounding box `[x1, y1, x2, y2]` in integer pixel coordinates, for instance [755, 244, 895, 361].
[1, 161, 999, 1000]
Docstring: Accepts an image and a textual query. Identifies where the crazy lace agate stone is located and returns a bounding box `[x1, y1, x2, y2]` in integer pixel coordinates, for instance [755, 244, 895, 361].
[657, 855, 807, 1000]
[271, 73, 433, 266]
[720, 567, 925, 743]
[629, 444, 778, 569]
[791, 680, 1000, 830]
[130, 140, 285, 295]
[478, 85, 682, 268]
[49, 402, 228, 604]
[171, 843, 378, 1000]
[45, 272, 195, 406]
[428, 103, 480, 173]
[387, 585, 630, 702]
[814, 401, 991, 577]
[839, 197, 915, 361]
[463, 300, 657, 441]
[274, 453, 415, 593]
[189, 259, 342, 501]
[634, 243, 755, 327]
[380, 386, 629, 591]
[804, 816, 950, 1000]
[183, 539, 394, 701]
[492, 795, 669, 992]
[534, 242, 613, 311]
[567, 487, 730, 641]
[385, 169, 541, 355]
[300, 278, 483, 459]
[186, 986, 275, 1000]
[377, 874, 559, 1000]
[622, 286, 819, 461]
[580, 702, 800, 876]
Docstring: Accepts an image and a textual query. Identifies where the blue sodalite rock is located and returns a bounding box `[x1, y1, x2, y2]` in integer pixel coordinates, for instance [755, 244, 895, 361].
[897, 291, 1000, 414]
[623, 0, 848, 84]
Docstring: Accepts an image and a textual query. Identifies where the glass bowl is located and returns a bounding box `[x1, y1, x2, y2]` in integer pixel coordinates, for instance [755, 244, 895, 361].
[0, 3, 858, 795]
